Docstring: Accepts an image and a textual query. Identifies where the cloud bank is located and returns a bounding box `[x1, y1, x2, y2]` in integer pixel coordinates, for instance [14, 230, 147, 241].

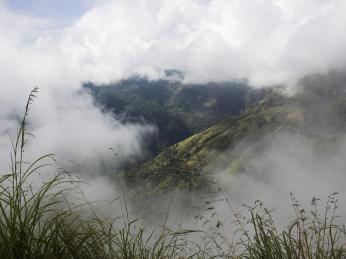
[2, 0, 345, 89]
[56, 0, 346, 85]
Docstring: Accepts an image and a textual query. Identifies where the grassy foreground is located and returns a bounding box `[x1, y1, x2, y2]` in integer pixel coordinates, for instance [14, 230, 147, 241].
[0, 88, 345, 258]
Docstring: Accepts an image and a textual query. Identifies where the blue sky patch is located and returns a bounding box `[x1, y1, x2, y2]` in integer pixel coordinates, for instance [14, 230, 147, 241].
[2, 0, 94, 21]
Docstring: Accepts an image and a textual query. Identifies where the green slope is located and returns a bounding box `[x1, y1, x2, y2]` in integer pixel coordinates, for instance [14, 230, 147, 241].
[126, 71, 346, 196]
[125, 89, 289, 192]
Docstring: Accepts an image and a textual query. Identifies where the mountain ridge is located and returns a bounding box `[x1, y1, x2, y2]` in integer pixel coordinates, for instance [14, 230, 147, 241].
[125, 71, 346, 198]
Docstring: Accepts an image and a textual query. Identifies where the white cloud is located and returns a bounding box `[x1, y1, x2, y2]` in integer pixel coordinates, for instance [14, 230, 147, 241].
[0, 3, 152, 176]
[50, 0, 346, 86]
[1, 0, 345, 95]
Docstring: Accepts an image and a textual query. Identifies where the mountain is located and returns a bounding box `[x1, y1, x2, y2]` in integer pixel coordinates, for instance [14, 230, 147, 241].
[83, 76, 253, 156]
[125, 71, 346, 197]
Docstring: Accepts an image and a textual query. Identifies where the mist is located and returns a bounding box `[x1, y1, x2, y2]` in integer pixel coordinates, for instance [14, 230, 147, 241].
[1, 0, 346, 240]
[0, 2, 156, 221]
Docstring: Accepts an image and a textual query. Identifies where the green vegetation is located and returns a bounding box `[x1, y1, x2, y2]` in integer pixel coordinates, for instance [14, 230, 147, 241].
[229, 193, 346, 258]
[84, 77, 251, 155]
[129, 72, 346, 197]
[126, 89, 293, 195]
[0, 89, 198, 259]
[1, 88, 346, 258]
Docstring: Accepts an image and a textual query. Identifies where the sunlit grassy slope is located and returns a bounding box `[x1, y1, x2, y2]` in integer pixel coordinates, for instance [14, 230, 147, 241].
[125, 89, 288, 193]
[127, 71, 346, 195]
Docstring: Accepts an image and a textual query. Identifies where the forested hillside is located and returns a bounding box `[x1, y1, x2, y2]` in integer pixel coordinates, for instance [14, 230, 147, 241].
[84, 76, 254, 156]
